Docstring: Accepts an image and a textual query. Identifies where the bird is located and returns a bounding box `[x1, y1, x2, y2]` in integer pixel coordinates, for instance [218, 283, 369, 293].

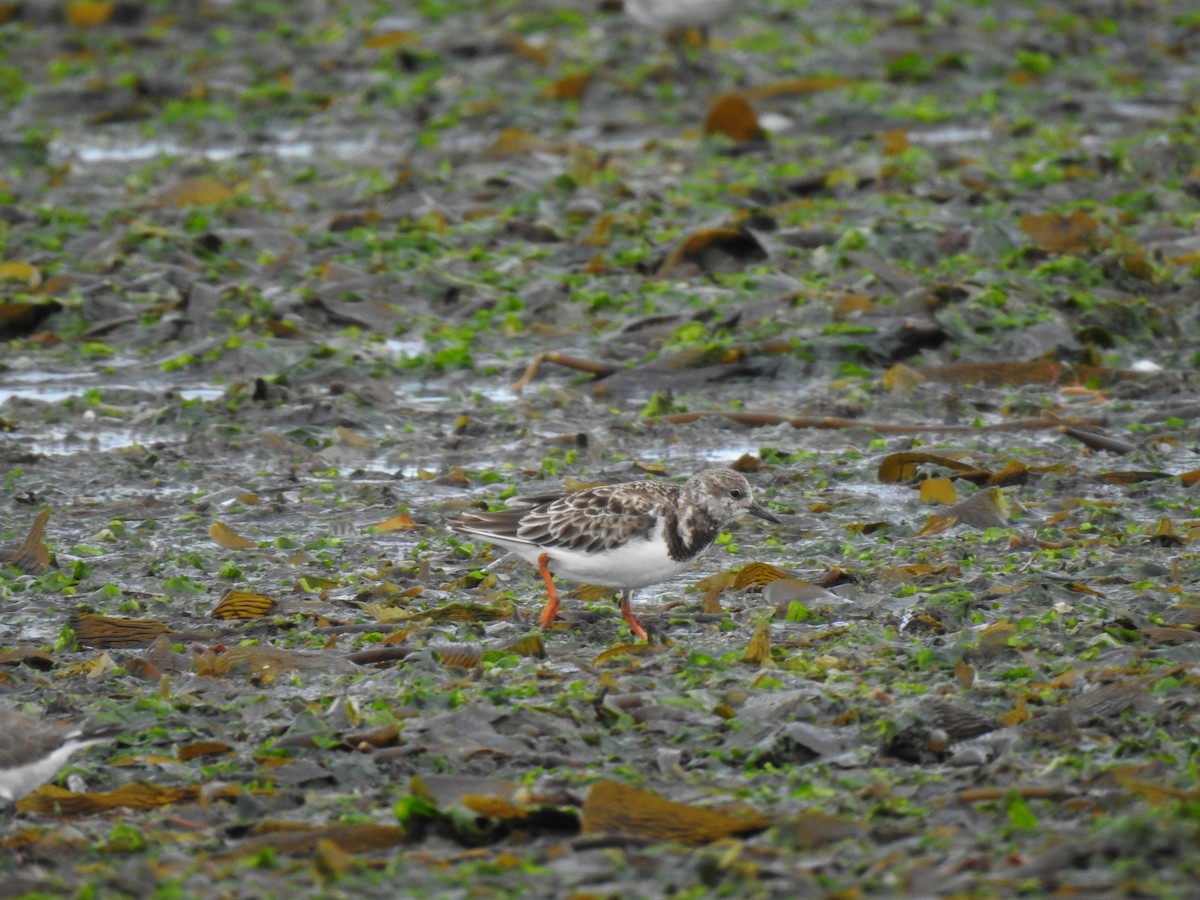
[623, 0, 741, 75]
[0, 705, 120, 803]
[449, 468, 780, 640]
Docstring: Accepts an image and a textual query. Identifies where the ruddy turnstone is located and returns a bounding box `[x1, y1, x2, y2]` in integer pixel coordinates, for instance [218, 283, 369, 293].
[0, 705, 120, 803]
[450, 468, 780, 640]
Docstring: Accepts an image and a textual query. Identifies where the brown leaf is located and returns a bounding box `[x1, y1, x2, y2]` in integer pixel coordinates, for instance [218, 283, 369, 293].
[743, 76, 854, 100]
[733, 562, 792, 591]
[657, 227, 768, 276]
[0, 646, 55, 669]
[947, 486, 1010, 529]
[362, 30, 419, 50]
[916, 359, 1064, 387]
[0, 260, 41, 288]
[6, 508, 51, 574]
[954, 658, 975, 688]
[335, 426, 374, 449]
[1019, 211, 1103, 254]
[222, 823, 406, 860]
[177, 741, 234, 761]
[987, 460, 1030, 486]
[484, 127, 539, 158]
[499, 634, 546, 658]
[1095, 470, 1172, 485]
[65, 1, 114, 27]
[913, 512, 959, 537]
[71, 613, 170, 649]
[160, 176, 237, 207]
[978, 620, 1017, 652]
[703, 93, 764, 143]
[741, 618, 772, 667]
[211, 589, 277, 620]
[314, 838, 355, 878]
[544, 72, 591, 101]
[411, 774, 519, 811]
[433, 645, 483, 669]
[877, 452, 990, 484]
[581, 781, 769, 843]
[0, 301, 63, 339]
[209, 521, 257, 549]
[504, 35, 552, 66]
[882, 363, 926, 392]
[1063, 426, 1136, 455]
[878, 128, 909, 156]
[777, 810, 869, 850]
[1147, 518, 1186, 547]
[17, 782, 199, 816]
[422, 601, 514, 623]
[374, 514, 418, 532]
[592, 643, 662, 665]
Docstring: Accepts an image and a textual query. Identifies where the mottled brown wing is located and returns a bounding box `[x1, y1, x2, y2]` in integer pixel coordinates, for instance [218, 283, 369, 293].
[449, 506, 533, 542]
[513, 482, 666, 554]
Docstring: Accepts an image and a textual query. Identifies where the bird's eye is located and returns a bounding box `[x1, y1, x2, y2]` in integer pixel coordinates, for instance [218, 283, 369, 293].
[730, 489, 743, 499]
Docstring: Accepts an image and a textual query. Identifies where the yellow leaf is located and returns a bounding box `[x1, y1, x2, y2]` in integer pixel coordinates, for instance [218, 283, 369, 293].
[581, 781, 769, 843]
[7, 507, 51, 574]
[954, 658, 975, 688]
[1019, 210, 1103, 255]
[741, 618, 772, 667]
[375, 513, 418, 532]
[743, 76, 854, 100]
[211, 589, 277, 619]
[878, 128, 910, 156]
[919, 478, 958, 505]
[70, 613, 171, 649]
[978, 620, 1017, 652]
[362, 30, 418, 49]
[544, 72, 591, 102]
[18, 782, 199, 816]
[0, 260, 41, 288]
[732, 562, 790, 591]
[162, 177, 236, 208]
[210, 521, 257, 549]
[485, 128, 539, 159]
[913, 512, 958, 537]
[66, 1, 114, 27]
[505, 35, 552, 66]
[335, 426, 374, 449]
[882, 363, 926, 392]
[877, 451, 989, 484]
[56, 652, 117, 679]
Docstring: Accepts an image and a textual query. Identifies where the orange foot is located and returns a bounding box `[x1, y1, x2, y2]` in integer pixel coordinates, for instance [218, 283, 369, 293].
[619, 590, 649, 642]
[537, 552, 561, 630]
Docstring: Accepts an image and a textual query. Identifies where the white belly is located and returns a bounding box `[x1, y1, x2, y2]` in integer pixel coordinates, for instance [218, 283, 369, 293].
[509, 532, 701, 590]
[625, 0, 740, 30]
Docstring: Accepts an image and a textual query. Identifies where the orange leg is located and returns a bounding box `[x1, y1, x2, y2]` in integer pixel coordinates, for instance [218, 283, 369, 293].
[618, 590, 649, 642]
[536, 553, 561, 630]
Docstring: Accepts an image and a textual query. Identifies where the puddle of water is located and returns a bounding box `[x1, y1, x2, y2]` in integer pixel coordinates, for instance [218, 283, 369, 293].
[907, 126, 994, 146]
[0, 366, 226, 406]
[662, 445, 763, 465]
[55, 129, 400, 168]
[7, 426, 150, 456]
[176, 387, 225, 402]
[406, 382, 517, 408]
